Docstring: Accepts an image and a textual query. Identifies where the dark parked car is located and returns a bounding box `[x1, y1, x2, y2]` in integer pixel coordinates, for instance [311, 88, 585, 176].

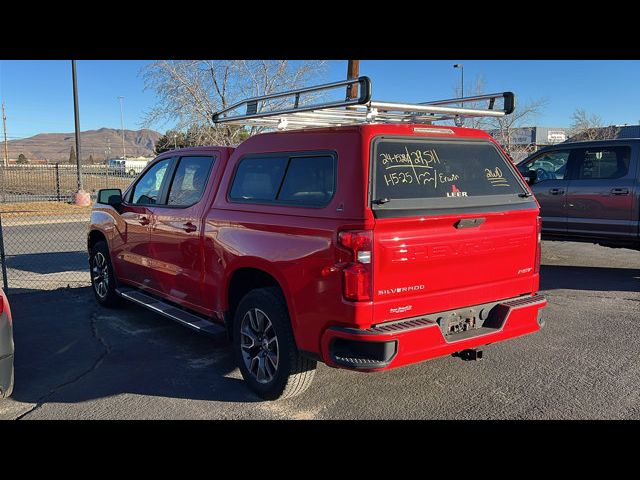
[0, 288, 14, 399]
[518, 139, 640, 250]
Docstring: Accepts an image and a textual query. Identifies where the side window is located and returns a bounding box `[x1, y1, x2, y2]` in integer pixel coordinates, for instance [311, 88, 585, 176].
[167, 156, 215, 206]
[574, 147, 630, 180]
[229, 153, 336, 207]
[229, 156, 288, 201]
[277, 155, 335, 205]
[523, 150, 570, 182]
[130, 158, 171, 205]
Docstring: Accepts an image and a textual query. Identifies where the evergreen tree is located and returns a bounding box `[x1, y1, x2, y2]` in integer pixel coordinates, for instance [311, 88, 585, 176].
[17, 153, 28, 164]
[69, 146, 77, 165]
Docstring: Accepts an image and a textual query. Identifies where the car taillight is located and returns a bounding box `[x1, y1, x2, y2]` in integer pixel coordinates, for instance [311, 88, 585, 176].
[338, 230, 372, 301]
[0, 296, 3, 314]
[534, 216, 542, 274]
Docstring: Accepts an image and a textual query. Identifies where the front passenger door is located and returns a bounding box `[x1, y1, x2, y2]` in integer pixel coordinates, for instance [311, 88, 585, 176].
[519, 149, 572, 233]
[111, 157, 173, 288]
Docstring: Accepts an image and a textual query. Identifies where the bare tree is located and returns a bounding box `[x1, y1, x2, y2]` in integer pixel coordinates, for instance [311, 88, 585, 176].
[568, 108, 620, 141]
[449, 74, 547, 160]
[141, 60, 327, 146]
[452, 74, 492, 130]
[484, 97, 548, 162]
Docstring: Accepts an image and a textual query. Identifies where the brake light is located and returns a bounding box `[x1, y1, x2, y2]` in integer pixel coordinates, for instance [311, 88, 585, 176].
[338, 230, 373, 301]
[534, 216, 542, 274]
[0, 296, 3, 314]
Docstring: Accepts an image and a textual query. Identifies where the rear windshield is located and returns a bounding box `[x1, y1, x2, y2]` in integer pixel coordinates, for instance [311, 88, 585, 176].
[371, 137, 528, 210]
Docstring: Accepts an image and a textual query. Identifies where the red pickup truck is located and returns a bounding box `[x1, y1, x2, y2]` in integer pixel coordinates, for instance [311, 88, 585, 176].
[88, 78, 546, 399]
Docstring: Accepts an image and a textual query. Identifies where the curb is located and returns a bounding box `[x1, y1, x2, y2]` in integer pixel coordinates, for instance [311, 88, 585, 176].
[1, 216, 90, 227]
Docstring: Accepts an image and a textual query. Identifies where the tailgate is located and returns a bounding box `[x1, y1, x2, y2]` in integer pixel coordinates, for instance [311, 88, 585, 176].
[372, 209, 539, 320]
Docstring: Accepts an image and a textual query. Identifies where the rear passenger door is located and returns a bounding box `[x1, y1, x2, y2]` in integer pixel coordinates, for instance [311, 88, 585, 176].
[565, 144, 638, 240]
[520, 149, 572, 233]
[146, 155, 216, 311]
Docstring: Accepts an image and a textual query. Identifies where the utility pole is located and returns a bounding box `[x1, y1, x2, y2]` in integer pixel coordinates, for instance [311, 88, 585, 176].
[72, 60, 83, 191]
[2, 101, 8, 167]
[347, 60, 360, 99]
[118, 96, 126, 159]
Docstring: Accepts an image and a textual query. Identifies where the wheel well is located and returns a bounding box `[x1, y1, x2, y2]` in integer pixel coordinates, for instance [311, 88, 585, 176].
[227, 268, 283, 328]
[88, 230, 107, 252]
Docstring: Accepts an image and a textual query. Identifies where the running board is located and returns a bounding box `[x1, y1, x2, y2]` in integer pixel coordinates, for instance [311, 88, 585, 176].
[116, 288, 226, 336]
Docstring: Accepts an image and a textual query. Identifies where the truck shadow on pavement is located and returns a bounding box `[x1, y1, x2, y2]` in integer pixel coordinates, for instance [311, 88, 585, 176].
[540, 264, 640, 293]
[9, 287, 264, 410]
[6, 251, 88, 275]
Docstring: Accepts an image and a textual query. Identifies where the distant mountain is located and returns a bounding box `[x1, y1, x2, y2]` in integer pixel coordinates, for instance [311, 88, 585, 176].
[6, 128, 162, 163]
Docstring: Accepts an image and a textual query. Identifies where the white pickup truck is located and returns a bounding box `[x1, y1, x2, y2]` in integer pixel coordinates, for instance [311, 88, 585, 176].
[107, 158, 149, 176]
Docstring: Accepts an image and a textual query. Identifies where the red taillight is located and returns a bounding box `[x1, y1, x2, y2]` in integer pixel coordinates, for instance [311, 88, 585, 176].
[338, 230, 372, 301]
[0, 295, 3, 314]
[534, 216, 542, 274]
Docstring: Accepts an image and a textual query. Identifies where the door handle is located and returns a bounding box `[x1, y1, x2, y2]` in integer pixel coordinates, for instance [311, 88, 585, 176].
[549, 188, 565, 195]
[138, 216, 150, 226]
[610, 188, 629, 195]
[182, 222, 197, 233]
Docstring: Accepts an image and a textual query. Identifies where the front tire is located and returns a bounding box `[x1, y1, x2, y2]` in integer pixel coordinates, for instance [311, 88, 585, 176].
[233, 287, 316, 400]
[89, 241, 121, 308]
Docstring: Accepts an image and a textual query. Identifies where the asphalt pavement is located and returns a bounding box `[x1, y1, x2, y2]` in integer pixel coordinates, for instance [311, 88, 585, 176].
[1, 216, 89, 291]
[1, 240, 639, 420]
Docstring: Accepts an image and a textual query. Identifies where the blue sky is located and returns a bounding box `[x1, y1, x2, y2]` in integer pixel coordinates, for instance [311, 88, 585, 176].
[1, 60, 639, 139]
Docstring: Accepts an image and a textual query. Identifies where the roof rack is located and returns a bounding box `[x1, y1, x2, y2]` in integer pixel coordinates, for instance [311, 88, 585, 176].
[212, 76, 515, 130]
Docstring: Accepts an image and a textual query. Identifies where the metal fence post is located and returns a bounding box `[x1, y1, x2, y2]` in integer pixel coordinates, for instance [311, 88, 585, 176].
[0, 214, 8, 292]
[55, 163, 61, 202]
[0, 165, 5, 203]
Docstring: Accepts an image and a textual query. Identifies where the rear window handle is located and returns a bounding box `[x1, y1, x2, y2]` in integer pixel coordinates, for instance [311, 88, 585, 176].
[454, 217, 485, 229]
[549, 188, 565, 195]
[610, 187, 629, 195]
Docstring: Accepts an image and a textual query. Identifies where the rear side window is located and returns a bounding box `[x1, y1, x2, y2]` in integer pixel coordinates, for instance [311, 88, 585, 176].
[278, 156, 335, 205]
[574, 146, 630, 180]
[229, 157, 288, 201]
[372, 138, 527, 207]
[229, 153, 335, 206]
[167, 156, 215, 206]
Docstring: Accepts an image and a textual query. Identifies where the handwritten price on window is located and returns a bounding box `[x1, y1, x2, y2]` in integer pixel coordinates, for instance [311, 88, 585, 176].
[484, 167, 510, 187]
[380, 147, 460, 188]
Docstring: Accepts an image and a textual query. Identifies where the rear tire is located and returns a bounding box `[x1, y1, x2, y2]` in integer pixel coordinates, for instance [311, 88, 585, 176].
[233, 287, 316, 400]
[89, 241, 121, 308]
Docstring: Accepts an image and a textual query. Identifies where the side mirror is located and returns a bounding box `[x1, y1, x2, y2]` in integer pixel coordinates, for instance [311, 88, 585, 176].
[97, 188, 123, 207]
[522, 170, 537, 185]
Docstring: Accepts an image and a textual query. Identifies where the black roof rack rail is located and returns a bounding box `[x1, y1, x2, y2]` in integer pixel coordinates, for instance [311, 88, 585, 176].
[212, 76, 515, 131]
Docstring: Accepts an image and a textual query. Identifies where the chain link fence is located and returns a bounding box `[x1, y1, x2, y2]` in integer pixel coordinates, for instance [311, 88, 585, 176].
[0, 164, 136, 203]
[0, 164, 136, 293]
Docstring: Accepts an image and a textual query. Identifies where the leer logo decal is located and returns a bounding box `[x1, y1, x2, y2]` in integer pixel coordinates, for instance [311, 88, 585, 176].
[446, 184, 468, 197]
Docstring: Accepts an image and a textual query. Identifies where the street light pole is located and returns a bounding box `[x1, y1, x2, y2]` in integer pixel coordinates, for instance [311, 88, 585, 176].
[174, 134, 177, 150]
[71, 60, 83, 191]
[118, 96, 126, 160]
[453, 63, 464, 106]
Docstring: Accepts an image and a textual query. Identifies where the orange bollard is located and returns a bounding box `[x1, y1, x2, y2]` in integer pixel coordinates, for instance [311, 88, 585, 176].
[74, 189, 92, 206]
